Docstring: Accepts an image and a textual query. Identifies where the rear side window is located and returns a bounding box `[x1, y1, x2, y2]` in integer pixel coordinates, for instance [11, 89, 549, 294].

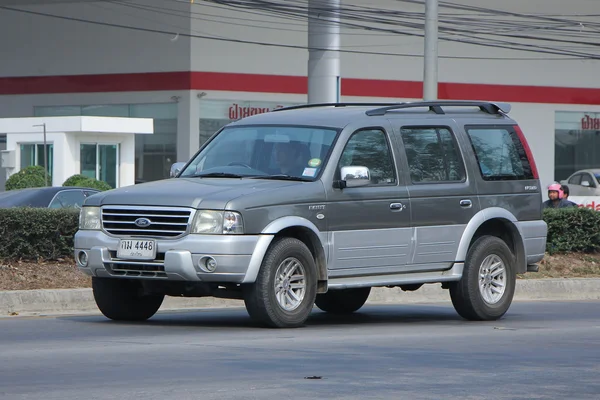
[466, 126, 535, 181]
[400, 127, 464, 183]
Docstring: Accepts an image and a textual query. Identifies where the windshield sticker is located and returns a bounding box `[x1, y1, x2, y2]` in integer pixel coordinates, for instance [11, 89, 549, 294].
[308, 158, 322, 168]
[302, 168, 317, 177]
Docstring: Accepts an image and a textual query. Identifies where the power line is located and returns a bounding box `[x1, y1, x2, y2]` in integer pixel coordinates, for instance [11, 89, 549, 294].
[0, 3, 597, 61]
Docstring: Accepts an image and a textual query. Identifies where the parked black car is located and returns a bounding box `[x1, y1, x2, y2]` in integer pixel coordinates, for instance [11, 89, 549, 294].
[0, 187, 100, 209]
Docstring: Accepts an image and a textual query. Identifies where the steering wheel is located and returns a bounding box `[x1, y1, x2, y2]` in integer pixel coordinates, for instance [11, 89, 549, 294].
[228, 162, 252, 169]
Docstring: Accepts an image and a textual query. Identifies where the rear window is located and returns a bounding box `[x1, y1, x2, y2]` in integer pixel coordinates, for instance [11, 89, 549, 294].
[466, 126, 535, 181]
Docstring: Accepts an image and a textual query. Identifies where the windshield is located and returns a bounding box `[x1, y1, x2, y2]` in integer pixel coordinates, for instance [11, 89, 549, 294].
[180, 125, 338, 180]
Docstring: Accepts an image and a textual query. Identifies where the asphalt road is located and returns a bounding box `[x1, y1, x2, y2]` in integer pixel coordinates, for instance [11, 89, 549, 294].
[1, 301, 599, 400]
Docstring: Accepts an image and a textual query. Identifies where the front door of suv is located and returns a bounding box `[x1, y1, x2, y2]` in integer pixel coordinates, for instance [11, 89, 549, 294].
[325, 124, 412, 276]
[394, 122, 479, 266]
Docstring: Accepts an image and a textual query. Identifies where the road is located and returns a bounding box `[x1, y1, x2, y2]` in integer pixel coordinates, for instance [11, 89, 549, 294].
[1, 301, 599, 400]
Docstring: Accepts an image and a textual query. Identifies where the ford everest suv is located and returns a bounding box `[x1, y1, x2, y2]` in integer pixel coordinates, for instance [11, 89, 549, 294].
[75, 101, 547, 328]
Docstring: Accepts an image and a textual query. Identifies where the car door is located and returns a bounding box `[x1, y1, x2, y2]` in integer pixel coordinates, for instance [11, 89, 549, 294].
[567, 173, 584, 195]
[325, 123, 411, 274]
[392, 120, 479, 265]
[579, 172, 599, 196]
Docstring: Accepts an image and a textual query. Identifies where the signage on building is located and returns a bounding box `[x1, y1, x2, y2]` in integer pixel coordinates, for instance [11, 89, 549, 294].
[228, 103, 286, 120]
[581, 115, 600, 130]
[570, 196, 600, 211]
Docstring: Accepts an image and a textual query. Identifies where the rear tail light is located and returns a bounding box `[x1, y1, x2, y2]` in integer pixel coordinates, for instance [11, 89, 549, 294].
[514, 125, 539, 179]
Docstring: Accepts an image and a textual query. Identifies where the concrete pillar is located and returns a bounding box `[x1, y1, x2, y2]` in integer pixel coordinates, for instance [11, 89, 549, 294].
[176, 91, 200, 163]
[308, 0, 341, 104]
[423, 0, 439, 101]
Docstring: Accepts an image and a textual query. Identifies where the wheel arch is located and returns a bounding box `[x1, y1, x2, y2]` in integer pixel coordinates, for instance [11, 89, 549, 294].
[456, 208, 527, 274]
[243, 217, 327, 291]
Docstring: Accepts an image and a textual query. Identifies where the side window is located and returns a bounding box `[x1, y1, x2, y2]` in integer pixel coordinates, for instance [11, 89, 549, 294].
[338, 129, 396, 185]
[466, 126, 534, 181]
[582, 173, 596, 188]
[400, 127, 464, 183]
[568, 174, 582, 185]
[49, 190, 85, 209]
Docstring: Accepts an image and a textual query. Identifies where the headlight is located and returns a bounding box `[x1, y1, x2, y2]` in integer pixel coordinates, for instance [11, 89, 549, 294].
[191, 210, 244, 234]
[79, 206, 101, 230]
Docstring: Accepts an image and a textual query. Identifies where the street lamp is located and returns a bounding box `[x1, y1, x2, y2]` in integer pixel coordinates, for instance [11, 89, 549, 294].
[32, 123, 48, 186]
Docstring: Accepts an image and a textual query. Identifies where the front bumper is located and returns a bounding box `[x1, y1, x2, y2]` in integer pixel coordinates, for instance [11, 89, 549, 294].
[74, 230, 272, 283]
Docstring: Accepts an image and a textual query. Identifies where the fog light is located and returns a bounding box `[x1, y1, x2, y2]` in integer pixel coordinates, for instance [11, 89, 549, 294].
[198, 256, 217, 273]
[78, 251, 89, 267]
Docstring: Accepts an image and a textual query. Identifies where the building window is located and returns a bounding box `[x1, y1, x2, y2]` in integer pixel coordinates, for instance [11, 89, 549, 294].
[81, 143, 119, 188]
[555, 111, 600, 181]
[20, 143, 53, 178]
[34, 103, 177, 183]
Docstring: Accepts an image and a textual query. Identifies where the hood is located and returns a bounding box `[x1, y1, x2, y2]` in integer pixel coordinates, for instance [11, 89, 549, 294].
[84, 177, 305, 209]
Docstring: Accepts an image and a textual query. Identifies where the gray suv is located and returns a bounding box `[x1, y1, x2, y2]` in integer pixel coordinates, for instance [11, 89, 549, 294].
[75, 101, 547, 328]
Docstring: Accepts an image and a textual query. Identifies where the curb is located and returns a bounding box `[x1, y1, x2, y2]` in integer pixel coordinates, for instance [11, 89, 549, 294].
[2, 278, 600, 316]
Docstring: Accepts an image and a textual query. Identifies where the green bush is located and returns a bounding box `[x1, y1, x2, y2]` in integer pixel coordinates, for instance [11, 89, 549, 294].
[5, 165, 50, 191]
[63, 174, 112, 191]
[0, 208, 79, 261]
[542, 207, 600, 254]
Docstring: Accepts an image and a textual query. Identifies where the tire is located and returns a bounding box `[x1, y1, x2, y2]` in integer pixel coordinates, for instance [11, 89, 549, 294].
[315, 287, 371, 314]
[92, 277, 164, 321]
[449, 235, 516, 321]
[243, 237, 317, 328]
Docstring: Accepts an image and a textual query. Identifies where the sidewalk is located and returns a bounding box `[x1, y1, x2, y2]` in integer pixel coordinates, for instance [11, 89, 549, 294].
[2, 278, 600, 316]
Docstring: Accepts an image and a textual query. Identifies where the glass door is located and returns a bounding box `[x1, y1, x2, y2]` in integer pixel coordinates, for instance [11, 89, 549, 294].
[80, 143, 119, 188]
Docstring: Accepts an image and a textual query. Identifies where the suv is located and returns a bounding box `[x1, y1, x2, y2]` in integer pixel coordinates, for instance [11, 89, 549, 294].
[75, 101, 547, 328]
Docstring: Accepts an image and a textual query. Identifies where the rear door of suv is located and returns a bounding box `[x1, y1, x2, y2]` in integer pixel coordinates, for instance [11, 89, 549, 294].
[391, 118, 480, 266]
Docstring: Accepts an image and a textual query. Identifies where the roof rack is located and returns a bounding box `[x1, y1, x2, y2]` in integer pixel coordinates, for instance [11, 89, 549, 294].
[365, 101, 511, 116]
[271, 102, 399, 112]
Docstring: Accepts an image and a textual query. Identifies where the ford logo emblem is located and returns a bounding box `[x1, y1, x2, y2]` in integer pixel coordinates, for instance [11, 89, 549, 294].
[134, 217, 152, 228]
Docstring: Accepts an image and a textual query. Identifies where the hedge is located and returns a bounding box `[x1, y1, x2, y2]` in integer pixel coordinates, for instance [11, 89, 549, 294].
[62, 174, 112, 191]
[5, 165, 50, 191]
[0, 208, 79, 261]
[542, 207, 600, 254]
[0, 206, 599, 262]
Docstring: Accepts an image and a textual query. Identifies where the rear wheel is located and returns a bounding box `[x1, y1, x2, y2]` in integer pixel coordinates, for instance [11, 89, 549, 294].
[92, 277, 164, 321]
[315, 287, 371, 314]
[243, 237, 317, 328]
[449, 235, 516, 321]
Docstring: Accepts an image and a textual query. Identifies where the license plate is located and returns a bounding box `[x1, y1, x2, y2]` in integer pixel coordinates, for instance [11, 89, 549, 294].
[117, 239, 156, 260]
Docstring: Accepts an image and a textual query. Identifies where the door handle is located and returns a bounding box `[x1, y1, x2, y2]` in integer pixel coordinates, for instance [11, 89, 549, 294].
[390, 202, 405, 211]
[459, 199, 472, 208]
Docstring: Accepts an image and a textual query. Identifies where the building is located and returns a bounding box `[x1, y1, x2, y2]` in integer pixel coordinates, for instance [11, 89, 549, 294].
[1, 0, 599, 191]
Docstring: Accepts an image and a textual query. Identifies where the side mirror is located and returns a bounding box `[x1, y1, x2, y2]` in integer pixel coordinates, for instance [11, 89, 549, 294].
[340, 166, 370, 188]
[170, 162, 187, 178]
[582, 180, 591, 187]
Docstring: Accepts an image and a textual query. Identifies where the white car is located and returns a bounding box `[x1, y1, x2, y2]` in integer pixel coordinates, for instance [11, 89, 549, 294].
[560, 169, 600, 196]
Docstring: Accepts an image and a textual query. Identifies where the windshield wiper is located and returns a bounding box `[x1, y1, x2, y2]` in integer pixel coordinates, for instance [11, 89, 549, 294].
[189, 172, 245, 178]
[249, 174, 310, 182]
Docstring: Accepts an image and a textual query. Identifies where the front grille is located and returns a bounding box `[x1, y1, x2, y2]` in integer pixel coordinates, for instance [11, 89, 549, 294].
[102, 206, 192, 238]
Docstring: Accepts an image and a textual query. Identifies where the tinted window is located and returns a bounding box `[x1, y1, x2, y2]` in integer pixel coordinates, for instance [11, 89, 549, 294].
[49, 190, 85, 209]
[338, 129, 396, 185]
[466, 126, 534, 181]
[181, 126, 337, 181]
[400, 127, 464, 183]
[582, 173, 596, 188]
[568, 174, 582, 185]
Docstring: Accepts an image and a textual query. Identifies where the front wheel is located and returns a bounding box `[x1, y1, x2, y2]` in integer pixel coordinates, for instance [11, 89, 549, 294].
[243, 237, 317, 328]
[92, 277, 164, 321]
[449, 235, 516, 321]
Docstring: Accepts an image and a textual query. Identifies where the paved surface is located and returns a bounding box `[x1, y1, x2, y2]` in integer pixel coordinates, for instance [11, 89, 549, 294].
[3, 278, 600, 316]
[1, 301, 599, 399]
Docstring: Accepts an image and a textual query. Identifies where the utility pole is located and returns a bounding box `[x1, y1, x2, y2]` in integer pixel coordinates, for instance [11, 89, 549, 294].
[423, 0, 439, 100]
[32, 123, 48, 186]
[307, 0, 340, 104]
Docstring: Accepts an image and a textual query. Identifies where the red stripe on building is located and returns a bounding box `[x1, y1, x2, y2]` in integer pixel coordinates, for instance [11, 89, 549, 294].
[1, 71, 600, 105]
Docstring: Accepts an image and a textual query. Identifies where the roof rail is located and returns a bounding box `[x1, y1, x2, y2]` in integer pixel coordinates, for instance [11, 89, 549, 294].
[272, 102, 399, 112]
[365, 101, 511, 116]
